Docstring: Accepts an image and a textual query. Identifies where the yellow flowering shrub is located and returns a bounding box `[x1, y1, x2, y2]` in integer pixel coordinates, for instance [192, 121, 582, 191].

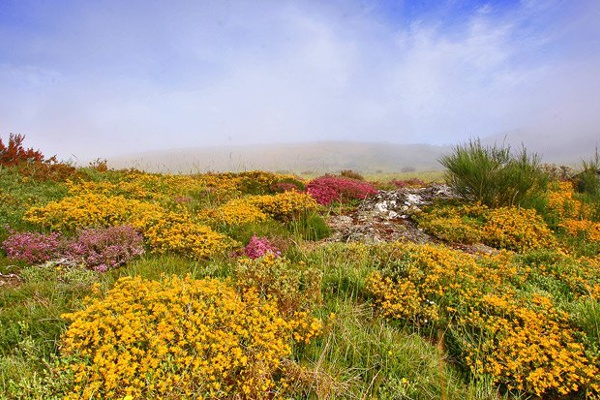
[200, 198, 268, 226]
[67, 173, 207, 204]
[455, 293, 599, 397]
[547, 181, 594, 220]
[417, 204, 558, 252]
[234, 254, 323, 344]
[481, 207, 559, 252]
[23, 193, 165, 231]
[59, 275, 293, 399]
[415, 204, 485, 244]
[367, 243, 492, 324]
[559, 219, 600, 244]
[367, 241, 600, 398]
[144, 213, 234, 259]
[248, 191, 318, 221]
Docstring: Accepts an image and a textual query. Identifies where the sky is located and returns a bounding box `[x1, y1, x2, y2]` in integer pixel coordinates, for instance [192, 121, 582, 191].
[1, 0, 599, 162]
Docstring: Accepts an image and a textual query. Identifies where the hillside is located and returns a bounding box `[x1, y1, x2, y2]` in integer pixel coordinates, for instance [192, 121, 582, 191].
[107, 141, 450, 173]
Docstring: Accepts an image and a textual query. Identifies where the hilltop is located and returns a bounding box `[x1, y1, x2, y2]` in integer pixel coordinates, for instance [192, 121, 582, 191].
[107, 141, 450, 174]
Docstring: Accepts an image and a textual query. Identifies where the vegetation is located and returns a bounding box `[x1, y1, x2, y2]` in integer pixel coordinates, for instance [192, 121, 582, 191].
[1, 134, 600, 399]
[439, 139, 549, 208]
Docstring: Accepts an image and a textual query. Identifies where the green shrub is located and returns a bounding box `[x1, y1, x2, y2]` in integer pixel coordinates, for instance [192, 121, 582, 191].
[440, 139, 549, 208]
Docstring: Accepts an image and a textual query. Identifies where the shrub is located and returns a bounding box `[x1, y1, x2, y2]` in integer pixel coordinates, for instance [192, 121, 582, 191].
[244, 235, 281, 259]
[0, 133, 46, 167]
[201, 198, 268, 226]
[66, 225, 145, 272]
[367, 243, 485, 326]
[339, 169, 364, 181]
[59, 275, 294, 399]
[415, 204, 484, 244]
[452, 293, 599, 397]
[248, 191, 318, 221]
[440, 139, 548, 207]
[481, 207, 559, 252]
[233, 254, 323, 343]
[144, 213, 234, 259]
[1, 231, 62, 264]
[24, 193, 165, 232]
[367, 242, 600, 397]
[416, 204, 558, 252]
[307, 175, 377, 205]
[574, 147, 600, 197]
[390, 178, 426, 189]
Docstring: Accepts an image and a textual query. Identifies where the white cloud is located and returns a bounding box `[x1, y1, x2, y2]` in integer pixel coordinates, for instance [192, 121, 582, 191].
[0, 0, 599, 161]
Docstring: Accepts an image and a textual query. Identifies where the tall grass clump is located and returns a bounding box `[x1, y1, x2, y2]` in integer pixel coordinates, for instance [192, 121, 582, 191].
[440, 139, 548, 208]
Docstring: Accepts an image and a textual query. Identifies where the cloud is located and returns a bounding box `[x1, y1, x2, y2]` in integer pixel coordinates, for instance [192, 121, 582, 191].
[0, 0, 599, 161]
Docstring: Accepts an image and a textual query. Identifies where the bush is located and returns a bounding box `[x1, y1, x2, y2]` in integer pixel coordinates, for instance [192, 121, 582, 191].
[66, 225, 145, 272]
[416, 204, 558, 252]
[0, 133, 46, 167]
[439, 139, 548, 208]
[243, 235, 281, 259]
[452, 293, 599, 397]
[58, 275, 294, 399]
[2, 231, 62, 264]
[23, 193, 165, 232]
[248, 191, 318, 221]
[200, 198, 268, 226]
[233, 254, 323, 343]
[574, 148, 600, 197]
[307, 175, 377, 205]
[144, 213, 234, 259]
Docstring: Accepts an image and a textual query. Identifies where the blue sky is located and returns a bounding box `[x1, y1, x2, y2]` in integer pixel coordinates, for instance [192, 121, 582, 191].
[1, 0, 599, 161]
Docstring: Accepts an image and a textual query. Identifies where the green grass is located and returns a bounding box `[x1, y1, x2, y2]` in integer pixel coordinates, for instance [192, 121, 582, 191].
[1, 158, 599, 398]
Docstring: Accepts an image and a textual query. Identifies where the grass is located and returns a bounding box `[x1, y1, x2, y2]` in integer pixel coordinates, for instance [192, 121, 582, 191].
[0, 145, 599, 398]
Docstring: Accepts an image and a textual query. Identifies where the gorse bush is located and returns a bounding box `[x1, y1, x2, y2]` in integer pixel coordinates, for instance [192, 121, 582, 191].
[23, 193, 165, 232]
[59, 275, 294, 399]
[200, 198, 268, 226]
[367, 242, 600, 397]
[233, 254, 323, 343]
[454, 293, 599, 397]
[248, 191, 318, 221]
[440, 139, 549, 207]
[416, 204, 558, 252]
[144, 213, 234, 259]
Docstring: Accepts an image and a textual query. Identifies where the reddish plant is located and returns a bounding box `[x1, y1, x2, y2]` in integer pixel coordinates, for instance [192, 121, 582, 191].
[2, 231, 62, 264]
[66, 225, 145, 272]
[0, 133, 48, 166]
[244, 235, 281, 259]
[307, 175, 377, 205]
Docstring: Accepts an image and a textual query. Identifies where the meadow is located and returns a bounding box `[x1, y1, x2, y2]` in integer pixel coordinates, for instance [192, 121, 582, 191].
[0, 134, 599, 399]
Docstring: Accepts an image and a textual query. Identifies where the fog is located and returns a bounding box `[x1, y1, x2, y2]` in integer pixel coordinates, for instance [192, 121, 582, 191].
[1, 0, 599, 163]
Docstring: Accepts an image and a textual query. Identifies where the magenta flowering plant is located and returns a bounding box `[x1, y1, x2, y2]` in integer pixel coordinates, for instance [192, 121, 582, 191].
[66, 225, 145, 272]
[2, 231, 62, 264]
[244, 235, 281, 259]
[307, 175, 377, 205]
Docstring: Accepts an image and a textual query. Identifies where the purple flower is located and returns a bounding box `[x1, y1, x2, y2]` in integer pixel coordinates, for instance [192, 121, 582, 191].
[307, 176, 377, 205]
[244, 235, 281, 259]
[66, 225, 145, 272]
[2, 231, 62, 264]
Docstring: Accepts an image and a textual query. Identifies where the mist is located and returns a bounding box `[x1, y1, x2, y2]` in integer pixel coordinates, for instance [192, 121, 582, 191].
[1, 0, 599, 163]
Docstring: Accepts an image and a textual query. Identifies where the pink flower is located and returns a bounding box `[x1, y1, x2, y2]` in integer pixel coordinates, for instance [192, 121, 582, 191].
[244, 235, 280, 259]
[307, 175, 377, 205]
